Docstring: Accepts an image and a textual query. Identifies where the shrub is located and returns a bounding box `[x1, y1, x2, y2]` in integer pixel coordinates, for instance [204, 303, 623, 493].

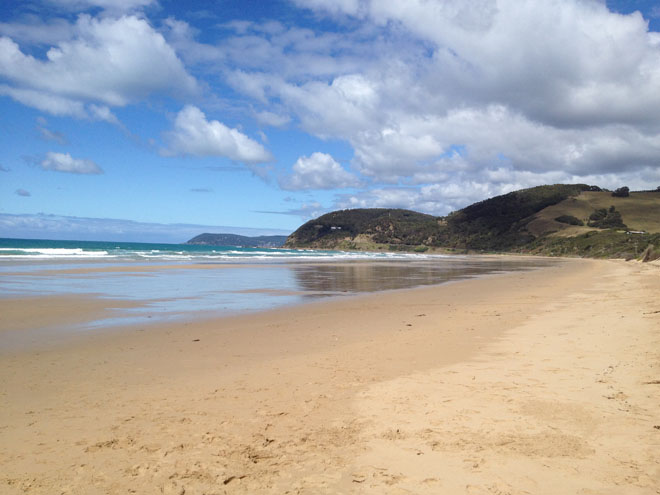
[555, 215, 584, 226]
[589, 208, 607, 222]
[612, 186, 630, 197]
[587, 206, 627, 229]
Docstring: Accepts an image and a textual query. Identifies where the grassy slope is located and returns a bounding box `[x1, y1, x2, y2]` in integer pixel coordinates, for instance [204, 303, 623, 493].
[438, 184, 592, 250]
[526, 191, 660, 238]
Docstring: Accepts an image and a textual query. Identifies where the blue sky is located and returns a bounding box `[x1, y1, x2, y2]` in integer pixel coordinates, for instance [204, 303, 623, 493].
[1, 0, 660, 242]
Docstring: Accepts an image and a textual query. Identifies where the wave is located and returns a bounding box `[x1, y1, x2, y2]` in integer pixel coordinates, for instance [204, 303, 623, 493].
[0, 240, 447, 262]
[0, 247, 110, 259]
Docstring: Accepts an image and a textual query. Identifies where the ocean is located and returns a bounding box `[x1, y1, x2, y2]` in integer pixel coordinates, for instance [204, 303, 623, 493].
[0, 237, 560, 341]
[0, 237, 437, 262]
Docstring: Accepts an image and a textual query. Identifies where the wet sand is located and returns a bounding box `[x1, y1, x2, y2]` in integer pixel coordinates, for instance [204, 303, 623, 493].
[0, 256, 560, 334]
[1, 258, 659, 493]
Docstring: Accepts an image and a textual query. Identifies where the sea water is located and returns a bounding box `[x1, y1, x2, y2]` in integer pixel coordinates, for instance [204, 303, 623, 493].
[0, 237, 560, 333]
[0, 237, 436, 262]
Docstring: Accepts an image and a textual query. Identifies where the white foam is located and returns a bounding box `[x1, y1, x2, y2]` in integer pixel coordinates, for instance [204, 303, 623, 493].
[0, 246, 450, 262]
[0, 248, 110, 259]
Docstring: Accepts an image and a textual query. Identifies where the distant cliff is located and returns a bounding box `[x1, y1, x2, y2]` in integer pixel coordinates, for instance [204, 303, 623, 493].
[186, 233, 288, 248]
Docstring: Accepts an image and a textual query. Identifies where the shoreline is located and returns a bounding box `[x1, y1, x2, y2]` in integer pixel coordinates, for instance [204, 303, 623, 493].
[1, 258, 658, 493]
[0, 255, 562, 351]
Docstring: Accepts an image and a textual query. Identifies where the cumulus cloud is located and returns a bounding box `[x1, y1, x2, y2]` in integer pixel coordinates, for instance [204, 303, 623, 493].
[172, 16, 401, 94]
[279, 152, 361, 190]
[40, 152, 103, 174]
[0, 15, 197, 117]
[163, 105, 273, 164]
[335, 166, 660, 216]
[210, 0, 660, 214]
[290, 0, 660, 127]
[4, 0, 660, 219]
[0, 17, 75, 45]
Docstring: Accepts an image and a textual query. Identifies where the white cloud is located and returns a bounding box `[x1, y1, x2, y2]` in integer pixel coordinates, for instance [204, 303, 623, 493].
[40, 152, 103, 174]
[15, 189, 31, 197]
[3, 0, 660, 220]
[254, 110, 291, 128]
[215, 0, 660, 213]
[0, 15, 197, 114]
[0, 17, 75, 45]
[163, 105, 273, 164]
[295, 0, 660, 129]
[180, 17, 402, 109]
[335, 166, 660, 216]
[279, 152, 361, 190]
[0, 84, 121, 123]
[88, 104, 120, 124]
[271, 74, 381, 140]
[215, 22, 374, 80]
[345, 105, 660, 182]
[0, 84, 87, 117]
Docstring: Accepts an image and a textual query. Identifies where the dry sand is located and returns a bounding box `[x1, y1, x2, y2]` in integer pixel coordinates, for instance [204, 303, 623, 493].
[1, 259, 658, 494]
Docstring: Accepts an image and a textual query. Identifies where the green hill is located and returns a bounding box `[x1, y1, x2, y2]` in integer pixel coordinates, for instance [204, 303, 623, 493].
[285, 185, 660, 259]
[284, 209, 441, 251]
[437, 184, 594, 250]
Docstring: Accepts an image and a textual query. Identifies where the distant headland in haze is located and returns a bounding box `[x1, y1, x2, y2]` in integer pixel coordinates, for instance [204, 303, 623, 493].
[186, 233, 288, 248]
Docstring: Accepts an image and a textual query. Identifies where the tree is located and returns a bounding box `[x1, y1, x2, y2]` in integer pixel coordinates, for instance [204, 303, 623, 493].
[612, 186, 630, 197]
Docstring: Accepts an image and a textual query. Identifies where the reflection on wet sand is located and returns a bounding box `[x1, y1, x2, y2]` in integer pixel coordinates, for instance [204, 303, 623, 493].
[291, 258, 559, 295]
[0, 256, 561, 336]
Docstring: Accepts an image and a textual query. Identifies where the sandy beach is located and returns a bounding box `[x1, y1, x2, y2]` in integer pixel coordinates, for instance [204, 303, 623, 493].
[1, 258, 659, 494]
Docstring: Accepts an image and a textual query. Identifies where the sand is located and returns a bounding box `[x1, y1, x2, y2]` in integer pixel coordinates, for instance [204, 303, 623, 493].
[1, 258, 658, 494]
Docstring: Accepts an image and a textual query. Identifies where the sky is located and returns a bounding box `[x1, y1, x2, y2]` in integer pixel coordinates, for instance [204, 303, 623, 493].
[1, 0, 660, 243]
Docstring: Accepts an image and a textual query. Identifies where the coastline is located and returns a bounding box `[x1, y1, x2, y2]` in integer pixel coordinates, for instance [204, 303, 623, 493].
[1, 258, 659, 493]
[0, 255, 561, 348]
